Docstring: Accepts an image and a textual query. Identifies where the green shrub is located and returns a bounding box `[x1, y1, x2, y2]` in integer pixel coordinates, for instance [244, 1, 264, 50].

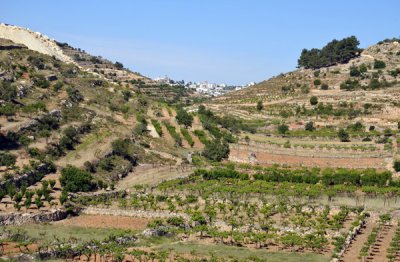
[176, 108, 193, 128]
[111, 138, 137, 164]
[394, 161, 400, 172]
[181, 128, 194, 147]
[114, 61, 124, 69]
[164, 122, 182, 146]
[256, 100, 263, 111]
[133, 122, 148, 136]
[338, 128, 350, 142]
[349, 65, 361, 77]
[0, 82, 17, 101]
[33, 74, 50, 89]
[202, 139, 229, 161]
[374, 59, 386, 69]
[305, 121, 315, 131]
[310, 96, 318, 105]
[298, 36, 361, 69]
[0, 152, 16, 167]
[53, 81, 63, 92]
[321, 83, 329, 90]
[60, 165, 94, 192]
[277, 124, 289, 134]
[0, 103, 17, 116]
[151, 119, 163, 136]
[194, 130, 209, 144]
[340, 79, 360, 91]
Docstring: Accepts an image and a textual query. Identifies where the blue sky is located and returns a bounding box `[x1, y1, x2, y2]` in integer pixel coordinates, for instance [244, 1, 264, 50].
[2, 1, 399, 85]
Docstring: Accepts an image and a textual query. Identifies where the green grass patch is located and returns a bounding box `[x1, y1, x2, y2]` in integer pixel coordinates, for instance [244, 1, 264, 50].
[154, 241, 329, 262]
[164, 122, 182, 146]
[5, 224, 133, 243]
[193, 129, 209, 144]
[180, 128, 194, 147]
[151, 119, 163, 137]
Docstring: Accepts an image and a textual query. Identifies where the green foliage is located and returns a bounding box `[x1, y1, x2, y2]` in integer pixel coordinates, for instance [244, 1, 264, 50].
[111, 138, 137, 164]
[338, 128, 350, 142]
[122, 90, 132, 101]
[305, 121, 315, 131]
[99, 156, 115, 171]
[373, 59, 386, 69]
[0, 152, 16, 167]
[196, 168, 249, 180]
[0, 81, 17, 101]
[321, 83, 329, 90]
[348, 121, 364, 132]
[151, 119, 163, 136]
[298, 36, 361, 69]
[394, 160, 400, 172]
[66, 86, 84, 102]
[368, 78, 381, 90]
[176, 108, 193, 128]
[309, 96, 318, 106]
[181, 128, 194, 147]
[340, 79, 360, 91]
[198, 105, 256, 134]
[0, 103, 17, 116]
[60, 126, 79, 150]
[256, 100, 263, 111]
[32, 74, 50, 89]
[193, 130, 209, 145]
[164, 122, 182, 146]
[349, 65, 361, 77]
[114, 61, 124, 69]
[53, 81, 63, 92]
[60, 165, 94, 193]
[22, 102, 47, 114]
[313, 79, 321, 86]
[202, 139, 230, 161]
[133, 122, 148, 136]
[277, 124, 289, 134]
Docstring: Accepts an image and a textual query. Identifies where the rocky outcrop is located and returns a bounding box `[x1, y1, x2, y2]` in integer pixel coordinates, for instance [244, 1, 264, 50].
[0, 23, 75, 64]
[0, 209, 67, 226]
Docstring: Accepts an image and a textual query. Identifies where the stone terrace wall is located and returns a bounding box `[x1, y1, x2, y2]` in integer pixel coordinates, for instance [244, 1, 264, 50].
[0, 209, 67, 226]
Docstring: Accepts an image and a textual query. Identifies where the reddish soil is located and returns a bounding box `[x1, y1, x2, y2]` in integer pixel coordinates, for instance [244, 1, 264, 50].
[54, 214, 150, 230]
[1, 242, 37, 256]
[229, 148, 385, 169]
[365, 223, 397, 262]
[341, 218, 375, 262]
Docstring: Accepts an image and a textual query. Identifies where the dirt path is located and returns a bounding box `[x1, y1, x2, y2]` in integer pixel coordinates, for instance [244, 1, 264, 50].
[341, 218, 375, 262]
[365, 222, 397, 262]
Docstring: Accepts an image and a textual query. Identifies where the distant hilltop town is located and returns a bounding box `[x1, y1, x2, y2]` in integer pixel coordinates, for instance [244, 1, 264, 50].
[153, 75, 255, 96]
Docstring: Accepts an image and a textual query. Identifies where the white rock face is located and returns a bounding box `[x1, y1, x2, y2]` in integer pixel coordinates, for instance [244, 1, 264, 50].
[0, 23, 75, 64]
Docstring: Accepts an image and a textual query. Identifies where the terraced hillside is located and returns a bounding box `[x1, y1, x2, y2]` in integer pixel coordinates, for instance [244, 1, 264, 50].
[2, 26, 400, 262]
[207, 39, 400, 172]
[0, 36, 214, 217]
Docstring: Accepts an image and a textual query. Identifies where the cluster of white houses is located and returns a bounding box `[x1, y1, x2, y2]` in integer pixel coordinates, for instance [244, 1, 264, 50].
[153, 75, 255, 96]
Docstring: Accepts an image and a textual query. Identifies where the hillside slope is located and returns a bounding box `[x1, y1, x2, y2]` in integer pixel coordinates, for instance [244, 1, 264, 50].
[215, 41, 400, 104]
[0, 23, 147, 83]
[0, 23, 74, 64]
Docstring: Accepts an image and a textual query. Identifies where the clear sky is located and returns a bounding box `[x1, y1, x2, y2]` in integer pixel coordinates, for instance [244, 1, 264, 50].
[2, 1, 399, 85]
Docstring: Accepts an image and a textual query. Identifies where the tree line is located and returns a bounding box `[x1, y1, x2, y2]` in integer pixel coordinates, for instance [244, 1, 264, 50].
[298, 36, 362, 69]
